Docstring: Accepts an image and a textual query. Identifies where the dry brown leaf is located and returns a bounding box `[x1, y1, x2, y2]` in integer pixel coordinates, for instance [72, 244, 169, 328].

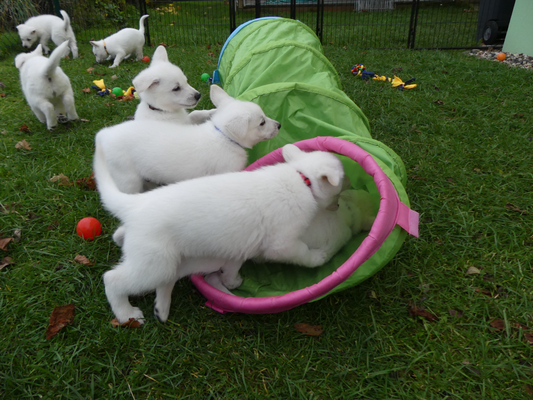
[15, 139, 31, 150]
[489, 318, 505, 331]
[448, 309, 464, 318]
[75, 172, 96, 191]
[434, 100, 444, 105]
[475, 288, 493, 297]
[118, 95, 134, 102]
[74, 255, 93, 266]
[158, 42, 168, 47]
[49, 173, 70, 186]
[110, 318, 142, 329]
[0, 256, 14, 270]
[294, 323, 324, 336]
[409, 305, 439, 322]
[0, 93, 5, 98]
[46, 304, 75, 339]
[80, 118, 90, 122]
[86, 67, 95, 73]
[514, 322, 531, 330]
[111, 74, 118, 80]
[466, 266, 481, 275]
[505, 202, 528, 214]
[523, 333, 533, 346]
[19, 124, 30, 133]
[104, 102, 114, 107]
[0, 237, 13, 251]
[81, 88, 91, 93]
[526, 384, 533, 395]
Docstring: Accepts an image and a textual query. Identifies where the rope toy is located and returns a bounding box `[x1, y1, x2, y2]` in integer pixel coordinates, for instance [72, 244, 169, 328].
[351, 64, 417, 90]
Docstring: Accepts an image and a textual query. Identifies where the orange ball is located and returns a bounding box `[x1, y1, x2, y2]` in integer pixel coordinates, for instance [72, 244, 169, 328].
[76, 217, 102, 241]
[496, 52, 506, 61]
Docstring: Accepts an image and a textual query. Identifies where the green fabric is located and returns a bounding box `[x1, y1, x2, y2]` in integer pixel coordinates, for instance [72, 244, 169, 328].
[215, 18, 410, 298]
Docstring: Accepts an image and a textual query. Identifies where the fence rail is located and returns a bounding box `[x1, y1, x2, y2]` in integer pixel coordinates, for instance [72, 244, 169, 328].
[0, 0, 510, 56]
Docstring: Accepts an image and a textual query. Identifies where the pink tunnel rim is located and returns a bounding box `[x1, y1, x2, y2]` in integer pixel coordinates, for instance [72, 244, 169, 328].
[191, 136, 403, 314]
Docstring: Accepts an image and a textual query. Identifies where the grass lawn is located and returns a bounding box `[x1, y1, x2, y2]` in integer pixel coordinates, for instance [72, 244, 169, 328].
[1, 38, 532, 398]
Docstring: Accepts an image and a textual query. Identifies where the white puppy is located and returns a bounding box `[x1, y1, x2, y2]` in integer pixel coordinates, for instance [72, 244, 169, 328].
[93, 143, 346, 324]
[15, 41, 79, 131]
[205, 188, 376, 293]
[17, 10, 78, 58]
[133, 46, 204, 124]
[90, 15, 149, 68]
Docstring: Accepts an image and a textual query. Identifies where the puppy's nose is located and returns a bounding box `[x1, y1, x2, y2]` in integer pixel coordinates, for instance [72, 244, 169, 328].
[194, 92, 201, 101]
[277, 122, 281, 130]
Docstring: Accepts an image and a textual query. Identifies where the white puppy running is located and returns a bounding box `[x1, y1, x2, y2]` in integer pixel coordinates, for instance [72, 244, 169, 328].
[90, 15, 149, 68]
[17, 10, 78, 59]
[93, 143, 346, 324]
[132, 46, 205, 124]
[15, 41, 79, 131]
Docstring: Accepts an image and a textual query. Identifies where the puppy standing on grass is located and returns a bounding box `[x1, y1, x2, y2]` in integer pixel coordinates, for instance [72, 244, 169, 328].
[16, 10, 78, 59]
[132, 46, 207, 124]
[93, 143, 346, 324]
[15, 41, 79, 131]
[90, 15, 149, 68]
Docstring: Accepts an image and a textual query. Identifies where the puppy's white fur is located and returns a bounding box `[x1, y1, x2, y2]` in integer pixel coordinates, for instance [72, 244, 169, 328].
[93, 143, 345, 324]
[205, 188, 376, 293]
[133, 46, 203, 124]
[15, 41, 79, 130]
[90, 15, 149, 68]
[95, 85, 280, 195]
[17, 10, 78, 58]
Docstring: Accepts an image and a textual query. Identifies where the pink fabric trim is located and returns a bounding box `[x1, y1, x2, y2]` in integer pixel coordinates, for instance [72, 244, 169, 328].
[191, 136, 418, 314]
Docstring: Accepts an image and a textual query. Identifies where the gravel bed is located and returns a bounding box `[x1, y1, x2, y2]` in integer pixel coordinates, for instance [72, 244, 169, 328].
[468, 49, 533, 70]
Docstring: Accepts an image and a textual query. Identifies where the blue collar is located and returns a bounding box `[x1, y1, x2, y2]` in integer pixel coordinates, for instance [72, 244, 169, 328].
[215, 125, 245, 149]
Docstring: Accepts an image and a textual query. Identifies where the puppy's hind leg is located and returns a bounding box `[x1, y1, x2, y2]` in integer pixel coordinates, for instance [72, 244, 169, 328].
[40, 102, 58, 130]
[219, 260, 244, 289]
[103, 265, 146, 324]
[62, 93, 79, 121]
[69, 40, 78, 59]
[110, 52, 126, 68]
[153, 278, 179, 323]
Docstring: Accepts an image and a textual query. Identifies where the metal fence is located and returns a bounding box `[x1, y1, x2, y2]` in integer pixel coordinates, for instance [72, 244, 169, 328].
[0, 0, 512, 56]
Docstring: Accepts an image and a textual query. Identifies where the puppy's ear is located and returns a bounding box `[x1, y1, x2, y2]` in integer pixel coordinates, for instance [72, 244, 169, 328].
[34, 44, 43, 56]
[320, 170, 342, 187]
[210, 85, 233, 108]
[89, 41, 98, 48]
[16, 25, 23, 32]
[282, 144, 304, 162]
[224, 114, 249, 141]
[151, 46, 169, 63]
[132, 71, 160, 93]
[14, 54, 26, 69]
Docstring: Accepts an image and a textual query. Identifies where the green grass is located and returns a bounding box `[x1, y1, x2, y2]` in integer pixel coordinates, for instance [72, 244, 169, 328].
[1, 40, 533, 398]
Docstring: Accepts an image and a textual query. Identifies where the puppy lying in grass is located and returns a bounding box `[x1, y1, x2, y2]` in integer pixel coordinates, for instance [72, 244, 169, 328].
[93, 143, 346, 324]
[17, 10, 78, 58]
[132, 46, 207, 124]
[90, 15, 149, 68]
[15, 41, 79, 131]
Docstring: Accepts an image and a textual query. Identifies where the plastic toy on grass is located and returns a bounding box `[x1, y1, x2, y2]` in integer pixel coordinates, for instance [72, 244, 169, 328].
[200, 73, 212, 83]
[351, 64, 417, 90]
[92, 79, 109, 96]
[191, 17, 419, 314]
[142, 56, 150, 63]
[76, 217, 102, 240]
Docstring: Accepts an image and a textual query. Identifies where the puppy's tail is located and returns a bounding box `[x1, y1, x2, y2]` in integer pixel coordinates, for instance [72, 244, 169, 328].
[93, 140, 137, 221]
[60, 10, 71, 31]
[44, 40, 69, 76]
[138, 14, 149, 35]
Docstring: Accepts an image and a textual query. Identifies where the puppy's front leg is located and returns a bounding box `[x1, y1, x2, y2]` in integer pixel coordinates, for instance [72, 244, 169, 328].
[188, 109, 216, 125]
[154, 278, 179, 323]
[110, 53, 125, 68]
[219, 260, 244, 289]
[267, 240, 328, 268]
[40, 35, 51, 54]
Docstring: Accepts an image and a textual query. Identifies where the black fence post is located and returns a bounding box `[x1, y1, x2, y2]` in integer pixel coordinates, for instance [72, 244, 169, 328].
[52, 0, 61, 16]
[139, 0, 151, 47]
[315, 0, 324, 43]
[255, 0, 261, 19]
[407, 0, 420, 49]
[290, 0, 296, 20]
[229, 0, 237, 33]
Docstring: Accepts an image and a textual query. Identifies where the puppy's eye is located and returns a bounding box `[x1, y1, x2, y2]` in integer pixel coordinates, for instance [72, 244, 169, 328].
[173, 86, 181, 92]
[260, 119, 265, 126]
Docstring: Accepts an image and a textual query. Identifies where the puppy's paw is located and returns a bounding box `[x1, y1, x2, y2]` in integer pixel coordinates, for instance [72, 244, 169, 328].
[308, 249, 329, 267]
[57, 114, 68, 124]
[117, 307, 145, 325]
[153, 303, 170, 324]
[221, 272, 243, 290]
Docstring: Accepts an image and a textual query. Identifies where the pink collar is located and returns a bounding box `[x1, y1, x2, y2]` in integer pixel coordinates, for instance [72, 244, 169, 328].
[298, 171, 311, 188]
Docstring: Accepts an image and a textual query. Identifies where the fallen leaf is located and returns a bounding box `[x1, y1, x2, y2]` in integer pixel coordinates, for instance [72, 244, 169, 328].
[367, 290, 378, 299]
[434, 100, 444, 105]
[409, 175, 427, 181]
[505, 202, 528, 214]
[15, 139, 32, 150]
[409, 305, 439, 322]
[158, 42, 168, 47]
[0, 237, 14, 251]
[0, 93, 5, 97]
[74, 255, 93, 266]
[206, 60, 212, 65]
[13, 229, 21, 242]
[523, 332, 533, 345]
[489, 318, 505, 331]
[46, 304, 75, 340]
[446, 178, 455, 184]
[75, 173, 96, 190]
[442, 70, 448, 74]
[80, 119, 90, 122]
[208, 51, 214, 57]
[118, 95, 134, 102]
[526, 384, 533, 395]
[81, 88, 91, 93]
[448, 309, 464, 318]
[47, 221, 59, 230]
[104, 102, 114, 107]
[514, 322, 531, 330]
[466, 266, 481, 275]
[475, 288, 493, 297]
[27, 211, 41, 220]
[110, 318, 142, 329]
[434, 86, 440, 91]
[294, 323, 324, 336]
[466, 366, 481, 376]
[49, 173, 70, 186]
[0, 256, 14, 270]
[111, 74, 118, 80]
[19, 124, 30, 133]
[86, 67, 95, 73]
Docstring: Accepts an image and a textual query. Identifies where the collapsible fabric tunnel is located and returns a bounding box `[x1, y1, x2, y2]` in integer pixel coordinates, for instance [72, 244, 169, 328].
[191, 17, 419, 314]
